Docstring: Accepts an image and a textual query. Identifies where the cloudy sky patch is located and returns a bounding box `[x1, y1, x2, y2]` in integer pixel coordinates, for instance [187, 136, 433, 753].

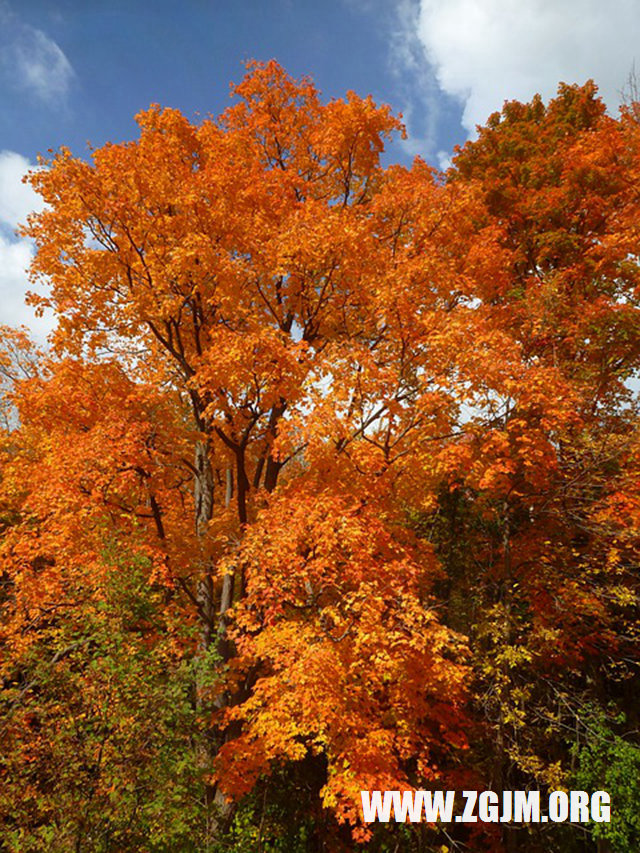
[415, 0, 640, 133]
[0, 2, 74, 104]
[0, 149, 45, 229]
[10, 27, 74, 102]
[0, 150, 52, 339]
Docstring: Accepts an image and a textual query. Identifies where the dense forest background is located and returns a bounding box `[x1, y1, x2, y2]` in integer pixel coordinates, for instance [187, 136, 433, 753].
[1, 62, 639, 851]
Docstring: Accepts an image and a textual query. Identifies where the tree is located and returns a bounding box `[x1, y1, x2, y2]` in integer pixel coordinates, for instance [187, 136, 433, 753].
[431, 81, 640, 851]
[3, 68, 639, 851]
[5, 60, 478, 845]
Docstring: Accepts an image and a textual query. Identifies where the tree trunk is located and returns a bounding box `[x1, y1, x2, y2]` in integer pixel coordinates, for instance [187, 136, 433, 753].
[193, 439, 220, 847]
[195, 439, 215, 647]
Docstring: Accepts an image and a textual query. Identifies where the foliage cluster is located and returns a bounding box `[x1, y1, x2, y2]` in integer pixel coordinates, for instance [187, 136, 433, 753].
[1, 63, 639, 851]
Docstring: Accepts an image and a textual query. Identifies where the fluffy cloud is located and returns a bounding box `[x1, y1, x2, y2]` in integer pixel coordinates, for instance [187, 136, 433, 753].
[387, 0, 443, 156]
[0, 2, 74, 103]
[0, 150, 45, 229]
[0, 151, 52, 339]
[416, 0, 640, 133]
[10, 27, 73, 102]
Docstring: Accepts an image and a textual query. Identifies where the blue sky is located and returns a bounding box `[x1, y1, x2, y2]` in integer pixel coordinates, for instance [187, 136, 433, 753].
[0, 1, 464, 169]
[1, 0, 639, 337]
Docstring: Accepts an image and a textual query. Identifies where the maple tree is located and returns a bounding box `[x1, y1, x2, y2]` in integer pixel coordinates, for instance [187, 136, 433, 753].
[1, 66, 639, 852]
[2, 61, 478, 849]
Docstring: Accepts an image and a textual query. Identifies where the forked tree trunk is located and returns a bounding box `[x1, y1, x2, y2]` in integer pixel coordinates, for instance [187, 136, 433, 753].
[193, 413, 286, 845]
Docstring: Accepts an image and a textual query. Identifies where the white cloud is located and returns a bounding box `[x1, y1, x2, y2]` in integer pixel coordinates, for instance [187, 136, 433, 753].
[0, 151, 53, 340]
[0, 2, 74, 103]
[11, 27, 74, 102]
[0, 150, 45, 230]
[0, 232, 53, 340]
[388, 0, 444, 157]
[416, 0, 640, 134]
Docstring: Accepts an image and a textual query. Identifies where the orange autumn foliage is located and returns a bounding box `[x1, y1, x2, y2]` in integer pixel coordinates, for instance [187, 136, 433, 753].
[2, 65, 640, 850]
[3, 61, 485, 835]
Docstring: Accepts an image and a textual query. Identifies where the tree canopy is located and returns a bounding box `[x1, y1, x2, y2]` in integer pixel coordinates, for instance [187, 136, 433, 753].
[1, 62, 639, 852]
